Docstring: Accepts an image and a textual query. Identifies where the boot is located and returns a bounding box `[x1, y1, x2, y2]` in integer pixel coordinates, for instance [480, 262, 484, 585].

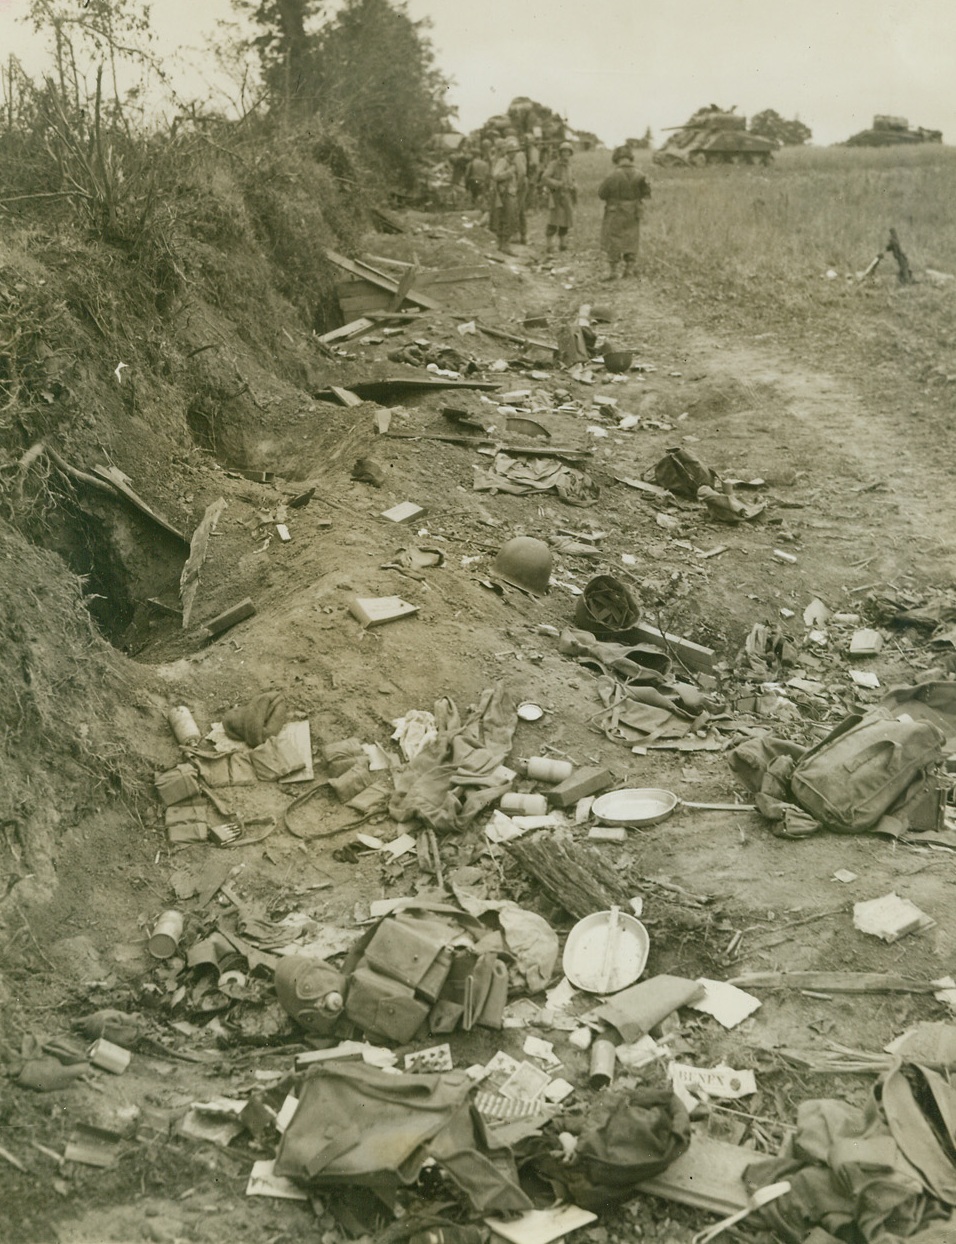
[545, 237, 555, 257]
[558, 236, 568, 252]
[622, 257, 635, 278]
[602, 261, 619, 282]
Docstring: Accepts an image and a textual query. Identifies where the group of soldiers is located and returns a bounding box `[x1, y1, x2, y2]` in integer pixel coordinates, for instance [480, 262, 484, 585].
[451, 135, 652, 280]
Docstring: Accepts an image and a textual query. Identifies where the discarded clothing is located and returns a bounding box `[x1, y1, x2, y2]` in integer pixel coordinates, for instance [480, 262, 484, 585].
[474, 453, 599, 507]
[880, 681, 956, 748]
[534, 1089, 689, 1212]
[222, 693, 288, 748]
[649, 446, 719, 498]
[745, 1067, 956, 1243]
[389, 684, 518, 833]
[274, 1062, 531, 1216]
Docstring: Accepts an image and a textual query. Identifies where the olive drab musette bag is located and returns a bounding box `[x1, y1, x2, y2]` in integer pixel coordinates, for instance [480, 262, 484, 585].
[789, 708, 945, 833]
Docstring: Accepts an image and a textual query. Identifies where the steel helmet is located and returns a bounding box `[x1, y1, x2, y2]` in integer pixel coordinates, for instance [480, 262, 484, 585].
[559, 141, 574, 153]
[493, 537, 552, 595]
[504, 137, 520, 152]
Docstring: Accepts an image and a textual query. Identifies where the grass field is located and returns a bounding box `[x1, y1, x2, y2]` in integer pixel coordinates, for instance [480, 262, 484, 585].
[567, 143, 956, 395]
[574, 144, 956, 279]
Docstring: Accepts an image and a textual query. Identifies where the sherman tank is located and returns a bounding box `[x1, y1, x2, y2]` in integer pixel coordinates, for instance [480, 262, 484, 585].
[653, 107, 776, 167]
[844, 115, 942, 147]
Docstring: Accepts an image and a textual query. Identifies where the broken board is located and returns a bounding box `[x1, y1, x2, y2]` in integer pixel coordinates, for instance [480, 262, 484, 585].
[635, 1135, 754, 1214]
[92, 464, 188, 545]
[315, 376, 498, 403]
[326, 250, 440, 311]
[349, 596, 418, 628]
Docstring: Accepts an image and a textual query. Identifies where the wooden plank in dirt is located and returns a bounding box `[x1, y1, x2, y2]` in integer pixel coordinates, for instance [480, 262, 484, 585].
[418, 266, 490, 286]
[728, 971, 941, 994]
[630, 622, 716, 674]
[635, 1137, 753, 1214]
[325, 386, 364, 408]
[317, 318, 376, 345]
[92, 464, 188, 545]
[315, 376, 498, 403]
[326, 250, 440, 311]
[369, 206, 404, 234]
[180, 497, 226, 630]
[388, 265, 420, 313]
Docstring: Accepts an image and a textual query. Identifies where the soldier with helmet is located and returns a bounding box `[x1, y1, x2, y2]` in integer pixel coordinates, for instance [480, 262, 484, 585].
[491, 136, 521, 255]
[541, 140, 577, 255]
[598, 145, 651, 280]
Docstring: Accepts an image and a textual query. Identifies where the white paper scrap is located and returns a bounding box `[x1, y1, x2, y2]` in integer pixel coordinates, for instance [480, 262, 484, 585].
[545, 977, 578, 1014]
[615, 1035, 665, 1071]
[245, 1159, 309, 1200]
[669, 1062, 756, 1102]
[850, 669, 881, 689]
[522, 1035, 560, 1066]
[275, 1095, 298, 1134]
[542, 1078, 575, 1104]
[690, 979, 762, 1028]
[933, 977, 956, 1013]
[485, 1204, 598, 1244]
[382, 833, 418, 859]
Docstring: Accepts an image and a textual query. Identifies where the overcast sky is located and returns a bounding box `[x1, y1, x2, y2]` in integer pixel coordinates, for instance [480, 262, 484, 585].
[0, 0, 951, 147]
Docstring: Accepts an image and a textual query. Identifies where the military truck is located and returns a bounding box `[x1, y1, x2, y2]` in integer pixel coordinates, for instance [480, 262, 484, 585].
[653, 106, 776, 167]
[844, 115, 943, 147]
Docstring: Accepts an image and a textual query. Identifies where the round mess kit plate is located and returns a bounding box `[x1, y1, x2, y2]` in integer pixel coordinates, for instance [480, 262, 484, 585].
[591, 787, 679, 827]
[517, 702, 544, 721]
[563, 910, 650, 993]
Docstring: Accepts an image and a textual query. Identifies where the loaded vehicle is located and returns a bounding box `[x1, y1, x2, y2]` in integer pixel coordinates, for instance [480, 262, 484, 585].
[653, 106, 776, 167]
[844, 115, 943, 147]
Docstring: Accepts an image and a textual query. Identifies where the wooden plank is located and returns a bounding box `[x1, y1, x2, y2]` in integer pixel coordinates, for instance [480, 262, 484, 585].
[389, 265, 419, 313]
[326, 250, 440, 311]
[317, 318, 375, 345]
[92, 465, 188, 544]
[635, 1137, 753, 1215]
[369, 206, 404, 234]
[455, 317, 557, 353]
[631, 621, 716, 674]
[728, 971, 941, 994]
[315, 376, 498, 403]
[326, 386, 363, 408]
[418, 266, 490, 286]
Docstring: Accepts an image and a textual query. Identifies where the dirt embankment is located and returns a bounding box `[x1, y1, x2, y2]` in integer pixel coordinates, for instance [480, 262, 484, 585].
[2, 153, 956, 1243]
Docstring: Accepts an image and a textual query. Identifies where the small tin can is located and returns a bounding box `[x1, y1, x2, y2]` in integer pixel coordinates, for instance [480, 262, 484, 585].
[525, 757, 573, 783]
[167, 706, 200, 746]
[589, 1038, 616, 1089]
[88, 1037, 131, 1074]
[148, 910, 184, 959]
[500, 793, 548, 816]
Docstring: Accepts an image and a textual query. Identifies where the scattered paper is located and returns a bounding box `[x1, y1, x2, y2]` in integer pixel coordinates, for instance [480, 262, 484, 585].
[669, 1062, 757, 1109]
[933, 977, 956, 1013]
[499, 1061, 551, 1102]
[404, 1044, 453, 1073]
[850, 669, 881, 689]
[523, 1035, 560, 1067]
[485, 1205, 598, 1244]
[853, 893, 935, 943]
[833, 869, 858, 884]
[275, 1095, 298, 1134]
[615, 1034, 666, 1071]
[245, 1158, 309, 1200]
[542, 1078, 575, 1103]
[689, 979, 761, 1029]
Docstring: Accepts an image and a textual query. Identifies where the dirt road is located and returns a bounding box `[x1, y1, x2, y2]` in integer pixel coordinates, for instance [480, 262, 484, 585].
[7, 203, 956, 1244]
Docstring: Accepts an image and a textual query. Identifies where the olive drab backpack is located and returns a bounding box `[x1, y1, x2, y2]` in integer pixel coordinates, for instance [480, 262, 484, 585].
[789, 708, 946, 834]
